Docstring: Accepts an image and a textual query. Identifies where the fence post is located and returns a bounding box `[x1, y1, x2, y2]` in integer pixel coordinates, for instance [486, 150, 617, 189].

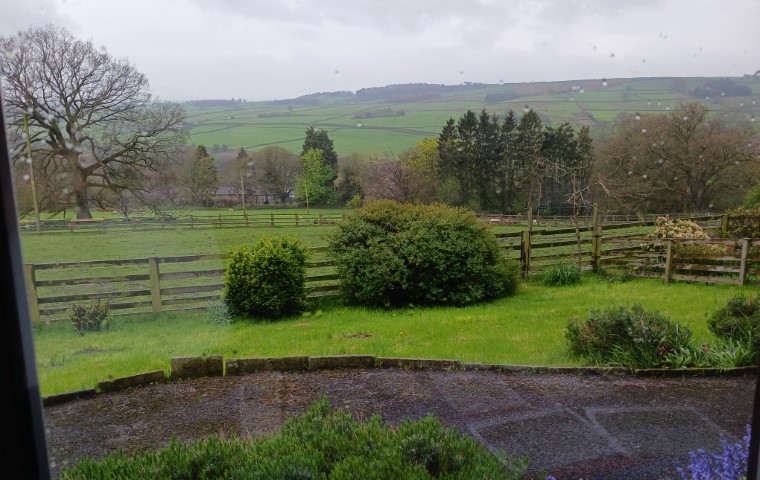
[149, 257, 162, 314]
[270, 213, 275, 227]
[319, 213, 323, 225]
[295, 213, 299, 227]
[663, 239, 674, 283]
[520, 230, 532, 278]
[244, 212, 249, 227]
[190, 215, 194, 229]
[24, 264, 40, 324]
[218, 214, 222, 228]
[592, 204, 602, 272]
[739, 238, 750, 285]
[721, 214, 728, 237]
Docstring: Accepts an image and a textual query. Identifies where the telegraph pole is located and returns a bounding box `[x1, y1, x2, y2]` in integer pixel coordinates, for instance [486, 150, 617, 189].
[23, 114, 41, 234]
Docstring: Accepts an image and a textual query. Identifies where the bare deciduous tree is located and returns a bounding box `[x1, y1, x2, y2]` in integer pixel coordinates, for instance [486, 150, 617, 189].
[0, 25, 188, 218]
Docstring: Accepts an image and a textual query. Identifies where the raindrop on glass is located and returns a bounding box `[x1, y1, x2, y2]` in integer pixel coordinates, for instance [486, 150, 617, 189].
[74, 146, 83, 153]
[642, 174, 648, 179]
[682, 116, 688, 121]
[635, 113, 641, 120]
[721, 92, 725, 97]
[65, 140, 73, 149]
[25, 157, 32, 164]
[641, 128, 647, 133]
[641, 58, 646, 63]
[628, 170, 633, 176]
[39, 6, 45, 13]
[740, 102, 744, 107]
[666, 106, 671, 111]
[247, 160, 254, 167]
[499, 79, 504, 85]
[751, 116, 756, 122]
[647, 101, 652, 106]
[523, 105, 530, 113]
[334, 69, 340, 75]
[579, 88, 585, 94]
[601, 78, 608, 87]
[356, 122, 362, 128]
[609, 53, 615, 59]
[23, 174, 30, 181]
[459, 70, 464, 75]
[140, 129, 148, 136]
[99, 45, 107, 53]
[657, 102, 662, 106]
[657, 159, 663, 164]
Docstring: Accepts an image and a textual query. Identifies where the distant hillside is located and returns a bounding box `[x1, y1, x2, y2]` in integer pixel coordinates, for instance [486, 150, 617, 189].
[185, 76, 760, 156]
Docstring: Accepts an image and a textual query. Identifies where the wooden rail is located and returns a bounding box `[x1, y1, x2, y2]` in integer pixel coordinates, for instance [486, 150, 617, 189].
[23, 212, 737, 324]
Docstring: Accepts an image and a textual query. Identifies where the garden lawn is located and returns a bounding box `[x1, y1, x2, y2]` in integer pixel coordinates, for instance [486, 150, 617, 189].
[33, 276, 754, 396]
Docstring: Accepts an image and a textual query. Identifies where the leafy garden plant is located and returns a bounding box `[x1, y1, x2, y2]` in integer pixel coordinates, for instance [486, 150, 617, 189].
[223, 235, 307, 319]
[566, 304, 693, 369]
[61, 399, 527, 479]
[69, 300, 111, 335]
[540, 263, 581, 287]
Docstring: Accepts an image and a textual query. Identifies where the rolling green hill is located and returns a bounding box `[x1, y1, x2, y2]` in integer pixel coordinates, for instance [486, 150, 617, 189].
[185, 76, 760, 156]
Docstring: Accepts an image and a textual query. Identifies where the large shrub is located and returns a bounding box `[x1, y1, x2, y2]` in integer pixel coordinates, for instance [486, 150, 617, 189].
[223, 236, 307, 319]
[726, 205, 760, 238]
[329, 201, 520, 307]
[62, 399, 527, 479]
[566, 304, 693, 369]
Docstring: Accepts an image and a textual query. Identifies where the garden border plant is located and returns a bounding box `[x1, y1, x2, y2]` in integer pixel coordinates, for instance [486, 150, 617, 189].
[60, 398, 528, 479]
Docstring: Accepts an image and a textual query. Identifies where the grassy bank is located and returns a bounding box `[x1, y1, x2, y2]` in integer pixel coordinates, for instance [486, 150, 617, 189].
[33, 277, 753, 396]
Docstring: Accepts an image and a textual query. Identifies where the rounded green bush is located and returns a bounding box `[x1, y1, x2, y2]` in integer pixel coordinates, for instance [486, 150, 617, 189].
[223, 236, 307, 319]
[329, 200, 520, 307]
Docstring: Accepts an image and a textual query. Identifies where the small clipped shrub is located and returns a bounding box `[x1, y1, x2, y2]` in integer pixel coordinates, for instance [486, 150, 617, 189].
[708, 292, 760, 350]
[61, 399, 527, 479]
[566, 304, 693, 369]
[69, 301, 110, 335]
[726, 205, 760, 238]
[223, 236, 307, 319]
[330, 200, 520, 308]
[540, 263, 581, 287]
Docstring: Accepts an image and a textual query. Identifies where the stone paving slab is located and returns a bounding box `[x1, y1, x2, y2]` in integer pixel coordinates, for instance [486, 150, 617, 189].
[472, 409, 627, 471]
[587, 406, 729, 458]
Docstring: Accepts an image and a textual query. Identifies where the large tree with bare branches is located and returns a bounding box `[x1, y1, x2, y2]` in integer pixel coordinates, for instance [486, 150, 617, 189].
[0, 25, 187, 218]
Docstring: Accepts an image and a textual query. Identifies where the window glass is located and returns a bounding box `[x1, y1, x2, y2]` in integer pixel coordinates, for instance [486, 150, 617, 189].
[2, 1, 759, 478]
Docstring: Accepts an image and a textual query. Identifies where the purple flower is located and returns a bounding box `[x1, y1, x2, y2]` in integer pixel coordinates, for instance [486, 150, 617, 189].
[677, 425, 750, 480]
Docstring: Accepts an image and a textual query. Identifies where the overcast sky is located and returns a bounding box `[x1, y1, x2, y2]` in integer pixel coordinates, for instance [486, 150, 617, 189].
[1, 0, 758, 101]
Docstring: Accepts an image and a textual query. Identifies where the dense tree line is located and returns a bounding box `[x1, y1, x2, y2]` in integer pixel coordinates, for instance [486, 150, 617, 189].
[437, 109, 593, 214]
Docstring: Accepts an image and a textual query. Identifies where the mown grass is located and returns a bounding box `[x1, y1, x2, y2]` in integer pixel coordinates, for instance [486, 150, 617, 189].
[33, 276, 754, 396]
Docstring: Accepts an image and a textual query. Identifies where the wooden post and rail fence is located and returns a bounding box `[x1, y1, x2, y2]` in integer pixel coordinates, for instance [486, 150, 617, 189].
[26, 211, 756, 324]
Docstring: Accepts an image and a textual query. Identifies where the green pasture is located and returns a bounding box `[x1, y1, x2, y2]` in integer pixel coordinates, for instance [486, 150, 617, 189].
[183, 77, 760, 155]
[32, 277, 754, 396]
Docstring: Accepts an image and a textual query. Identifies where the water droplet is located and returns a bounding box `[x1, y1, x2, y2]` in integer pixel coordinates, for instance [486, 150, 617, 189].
[674, 176, 678, 181]
[499, 79, 504, 85]
[334, 69, 340, 75]
[74, 146, 83, 153]
[99, 45, 107, 53]
[609, 53, 615, 59]
[601, 78, 608, 87]
[665, 106, 671, 111]
[65, 140, 73, 149]
[25, 157, 32, 164]
[140, 129, 148, 136]
[682, 116, 688, 121]
[569, 97, 575, 102]
[23, 174, 30, 181]
[635, 113, 641, 120]
[735, 161, 740, 165]
[579, 88, 585, 94]
[641, 128, 647, 133]
[628, 170, 633, 176]
[721, 92, 725, 97]
[356, 122, 362, 128]
[642, 174, 648, 179]
[647, 101, 652, 106]
[26, 106, 33, 115]
[39, 6, 45, 13]
[657, 159, 663, 164]
[523, 105, 530, 113]
[459, 70, 464, 75]
[247, 160, 254, 167]
[751, 116, 756, 122]
[641, 58, 646, 63]
[753, 99, 757, 105]
[740, 102, 744, 107]
[657, 102, 662, 106]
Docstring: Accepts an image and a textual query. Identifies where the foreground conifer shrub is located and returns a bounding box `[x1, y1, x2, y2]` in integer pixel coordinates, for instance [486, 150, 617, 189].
[61, 399, 527, 479]
[329, 201, 520, 307]
[223, 236, 307, 319]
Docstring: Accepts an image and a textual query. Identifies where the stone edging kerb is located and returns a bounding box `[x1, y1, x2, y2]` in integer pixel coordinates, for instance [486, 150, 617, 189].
[41, 355, 757, 407]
